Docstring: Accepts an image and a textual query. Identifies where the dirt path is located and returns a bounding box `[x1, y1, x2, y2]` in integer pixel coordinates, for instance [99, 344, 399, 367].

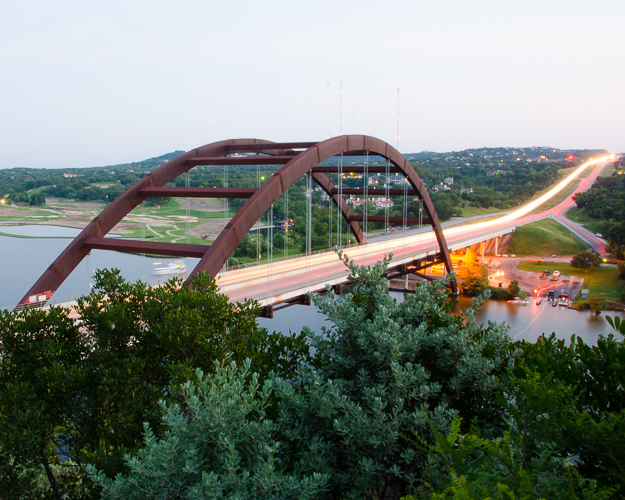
[175, 198, 225, 212]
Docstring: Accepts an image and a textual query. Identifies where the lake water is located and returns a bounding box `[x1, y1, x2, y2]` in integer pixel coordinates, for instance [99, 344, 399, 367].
[0, 226, 199, 308]
[0, 225, 617, 344]
[257, 293, 615, 345]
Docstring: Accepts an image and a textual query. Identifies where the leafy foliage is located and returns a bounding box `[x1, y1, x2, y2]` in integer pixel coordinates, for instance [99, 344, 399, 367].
[0, 270, 310, 499]
[89, 361, 327, 500]
[403, 415, 615, 499]
[457, 251, 488, 296]
[513, 333, 625, 493]
[4, 255, 625, 499]
[570, 250, 601, 270]
[264, 253, 513, 499]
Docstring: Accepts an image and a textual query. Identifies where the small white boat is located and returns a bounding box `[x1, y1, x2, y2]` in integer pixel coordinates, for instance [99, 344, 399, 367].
[507, 297, 530, 305]
[153, 260, 187, 275]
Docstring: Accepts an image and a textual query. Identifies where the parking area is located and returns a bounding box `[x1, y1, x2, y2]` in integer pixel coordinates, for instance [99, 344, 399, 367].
[487, 257, 584, 298]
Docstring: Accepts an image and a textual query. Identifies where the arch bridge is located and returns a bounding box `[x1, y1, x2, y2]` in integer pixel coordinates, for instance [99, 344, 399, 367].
[20, 136, 457, 312]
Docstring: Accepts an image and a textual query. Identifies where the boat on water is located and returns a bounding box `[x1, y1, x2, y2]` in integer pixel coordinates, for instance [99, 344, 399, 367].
[507, 297, 530, 305]
[153, 260, 187, 276]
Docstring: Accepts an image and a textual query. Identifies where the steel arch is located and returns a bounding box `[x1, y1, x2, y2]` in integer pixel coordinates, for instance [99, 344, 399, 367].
[20, 135, 456, 305]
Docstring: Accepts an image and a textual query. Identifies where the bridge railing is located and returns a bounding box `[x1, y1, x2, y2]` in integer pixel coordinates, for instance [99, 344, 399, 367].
[222, 241, 359, 272]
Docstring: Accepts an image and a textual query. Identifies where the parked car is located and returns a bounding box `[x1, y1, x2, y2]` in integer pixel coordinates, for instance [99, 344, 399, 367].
[596, 233, 603, 238]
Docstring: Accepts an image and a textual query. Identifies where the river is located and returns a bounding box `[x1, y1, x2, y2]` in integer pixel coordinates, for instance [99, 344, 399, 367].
[0, 226, 617, 344]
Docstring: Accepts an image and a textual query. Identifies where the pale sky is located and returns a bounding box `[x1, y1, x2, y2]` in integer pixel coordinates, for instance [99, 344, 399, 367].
[1, 0, 623, 169]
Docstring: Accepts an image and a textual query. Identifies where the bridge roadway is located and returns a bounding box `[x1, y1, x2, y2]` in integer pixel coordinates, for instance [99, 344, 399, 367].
[218, 156, 616, 307]
[32, 155, 615, 315]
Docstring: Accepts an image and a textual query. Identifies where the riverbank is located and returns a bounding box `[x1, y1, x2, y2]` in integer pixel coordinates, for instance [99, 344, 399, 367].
[507, 219, 588, 256]
[517, 260, 623, 308]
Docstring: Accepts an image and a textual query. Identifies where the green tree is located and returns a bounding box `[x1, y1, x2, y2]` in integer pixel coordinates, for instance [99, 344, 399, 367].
[28, 192, 46, 206]
[0, 270, 310, 499]
[268, 254, 513, 499]
[458, 251, 489, 296]
[512, 333, 625, 493]
[570, 250, 601, 271]
[89, 361, 327, 500]
[89, 255, 514, 500]
[507, 279, 521, 298]
[587, 296, 607, 315]
[617, 261, 625, 280]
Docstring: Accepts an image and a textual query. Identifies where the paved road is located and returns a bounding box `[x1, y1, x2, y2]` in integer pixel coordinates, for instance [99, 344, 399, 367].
[487, 256, 584, 296]
[546, 159, 609, 254]
[219, 156, 620, 304]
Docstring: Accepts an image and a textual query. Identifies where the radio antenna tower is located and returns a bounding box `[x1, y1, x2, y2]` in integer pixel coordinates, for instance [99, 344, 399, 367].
[326, 78, 331, 138]
[396, 88, 400, 150]
[339, 75, 343, 136]
[369, 89, 373, 135]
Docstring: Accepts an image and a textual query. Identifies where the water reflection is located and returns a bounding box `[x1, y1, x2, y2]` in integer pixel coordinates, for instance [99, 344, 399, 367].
[0, 226, 619, 346]
[258, 293, 616, 346]
[0, 229, 199, 308]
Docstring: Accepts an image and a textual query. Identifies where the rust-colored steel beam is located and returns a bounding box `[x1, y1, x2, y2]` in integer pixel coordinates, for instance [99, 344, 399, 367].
[19, 138, 276, 305]
[312, 166, 400, 174]
[190, 136, 456, 295]
[84, 237, 208, 258]
[228, 142, 318, 151]
[20, 135, 457, 305]
[330, 188, 418, 196]
[140, 187, 257, 199]
[311, 172, 364, 243]
[349, 216, 431, 226]
[188, 156, 294, 166]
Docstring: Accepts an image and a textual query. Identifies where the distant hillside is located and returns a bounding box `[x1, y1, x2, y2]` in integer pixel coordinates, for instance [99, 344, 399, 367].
[405, 146, 607, 160]
[98, 151, 186, 171]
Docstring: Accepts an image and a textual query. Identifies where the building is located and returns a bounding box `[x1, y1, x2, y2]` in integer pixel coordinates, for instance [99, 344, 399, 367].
[276, 219, 294, 230]
[368, 174, 383, 185]
[443, 177, 454, 185]
[63, 173, 78, 178]
[370, 197, 394, 208]
[346, 196, 395, 209]
[386, 174, 407, 185]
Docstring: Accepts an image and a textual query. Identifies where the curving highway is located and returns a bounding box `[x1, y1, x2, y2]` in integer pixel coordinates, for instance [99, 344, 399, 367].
[219, 155, 619, 305]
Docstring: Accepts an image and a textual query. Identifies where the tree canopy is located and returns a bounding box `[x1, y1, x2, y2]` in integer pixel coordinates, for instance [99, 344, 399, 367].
[1, 257, 624, 499]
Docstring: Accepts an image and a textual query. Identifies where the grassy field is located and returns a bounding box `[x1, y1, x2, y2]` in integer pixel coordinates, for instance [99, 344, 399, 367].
[453, 204, 504, 218]
[518, 260, 621, 302]
[529, 179, 581, 214]
[507, 219, 588, 257]
[564, 207, 603, 235]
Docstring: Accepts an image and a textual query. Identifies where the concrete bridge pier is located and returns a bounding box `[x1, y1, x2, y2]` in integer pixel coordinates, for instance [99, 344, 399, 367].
[467, 233, 514, 257]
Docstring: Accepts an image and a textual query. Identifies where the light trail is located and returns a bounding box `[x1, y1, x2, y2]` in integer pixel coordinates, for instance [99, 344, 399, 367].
[220, 156, 617, 302]
[443, 155, 611, 238]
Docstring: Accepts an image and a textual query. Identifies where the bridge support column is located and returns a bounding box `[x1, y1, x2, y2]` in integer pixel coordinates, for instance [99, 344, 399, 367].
[495, 237, 499, 256]
[481, 241, 484, 262]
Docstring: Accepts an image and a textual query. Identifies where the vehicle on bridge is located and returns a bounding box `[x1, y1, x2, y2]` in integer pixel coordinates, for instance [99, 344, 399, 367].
[276, 219, 294, 231]
[18, 135, 458, 310]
